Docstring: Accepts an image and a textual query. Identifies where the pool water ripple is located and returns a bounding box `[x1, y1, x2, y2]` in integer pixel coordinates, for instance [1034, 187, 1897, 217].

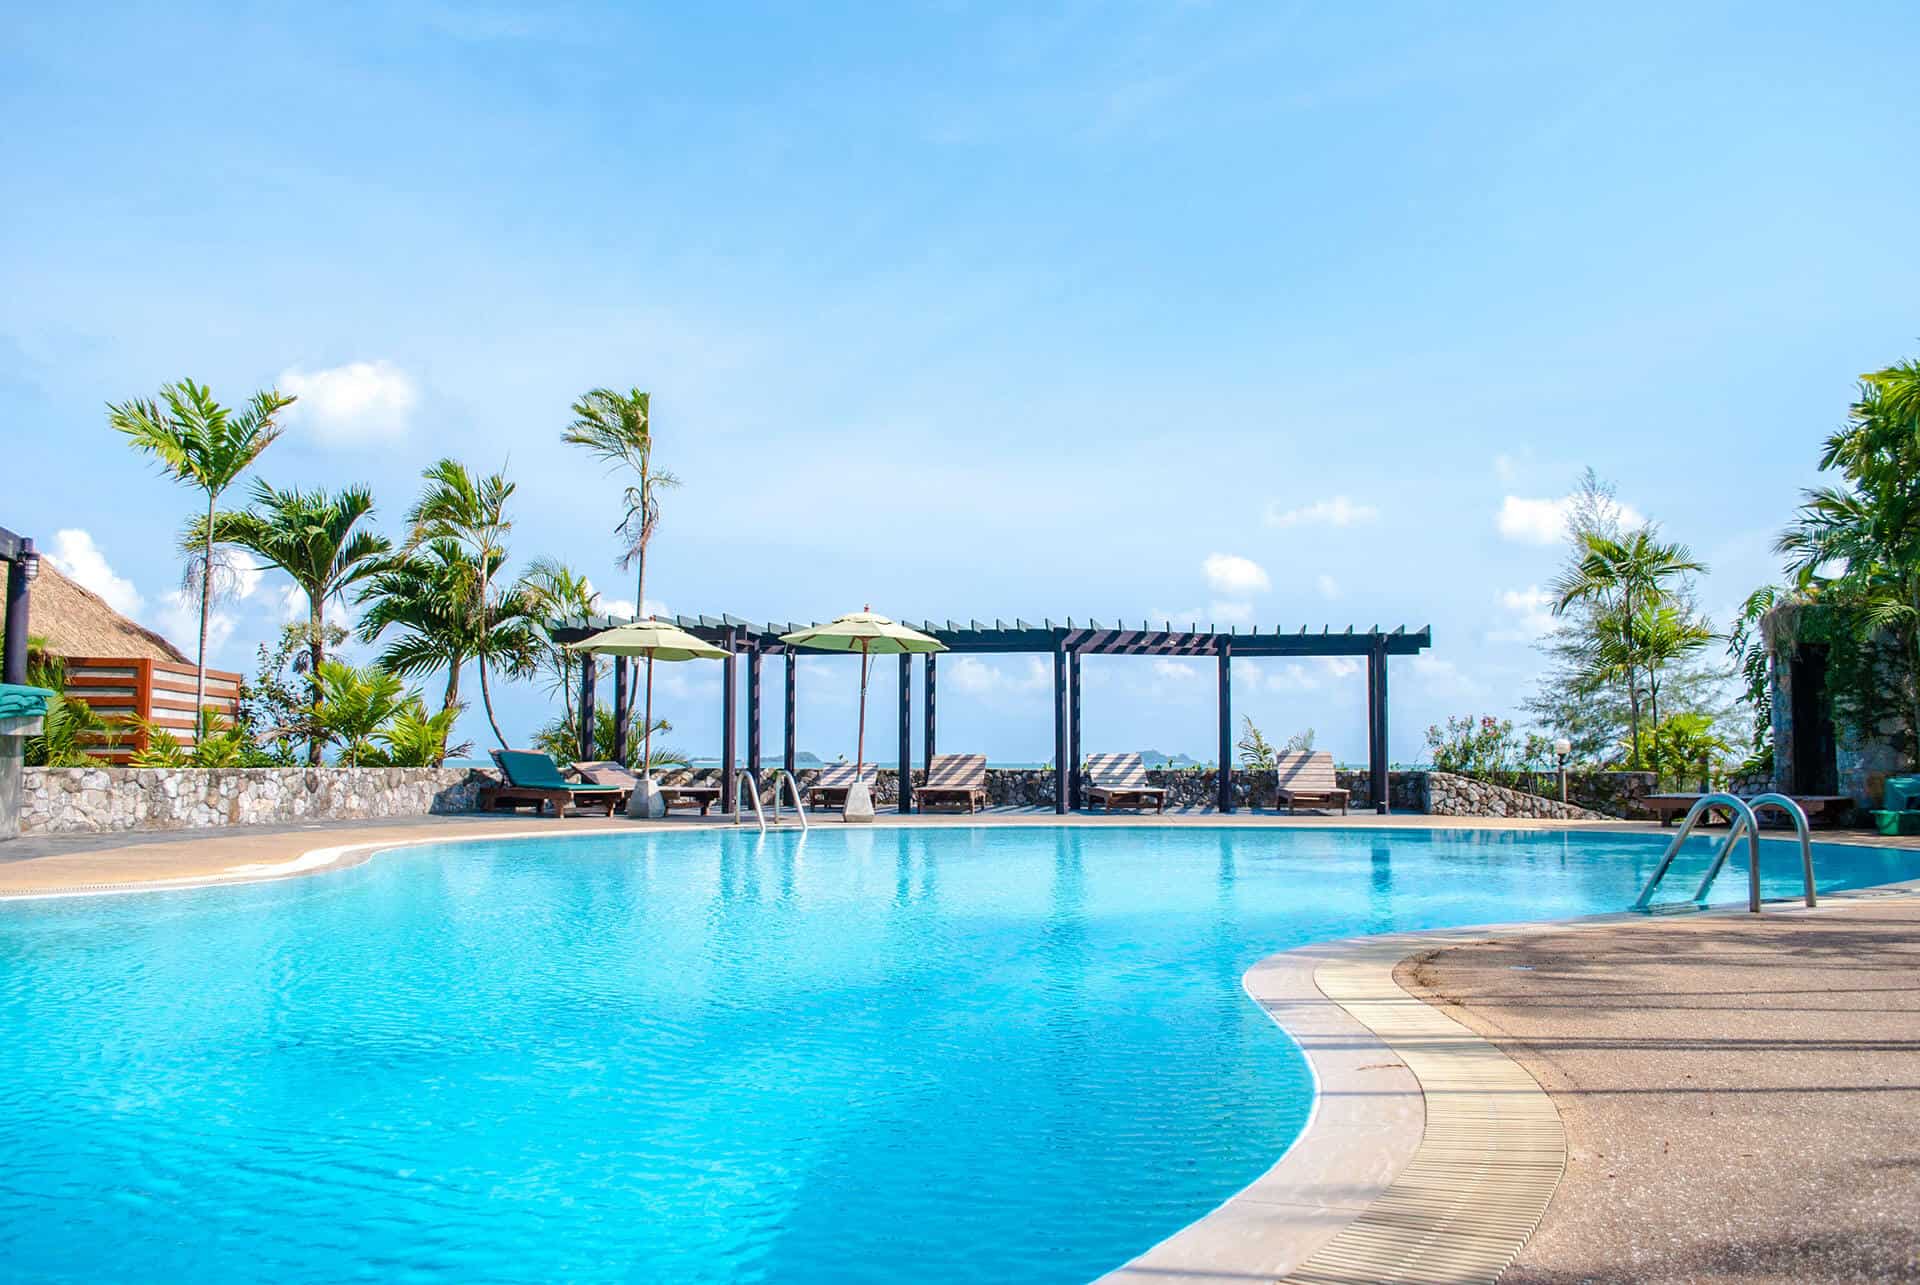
[1, 824, 1916, 1282]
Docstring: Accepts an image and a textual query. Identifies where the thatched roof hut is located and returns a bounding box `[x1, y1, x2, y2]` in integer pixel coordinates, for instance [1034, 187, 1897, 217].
[0, 560, 187, 662]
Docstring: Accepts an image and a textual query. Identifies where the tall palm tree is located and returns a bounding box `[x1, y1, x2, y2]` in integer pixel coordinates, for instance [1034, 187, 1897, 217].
[403, 460, 534, 746]
[561, 388, 677, 617]
[110, 379, 294, 717]
[1551, 529, 1706, 764]
[190, 481, 392, 762]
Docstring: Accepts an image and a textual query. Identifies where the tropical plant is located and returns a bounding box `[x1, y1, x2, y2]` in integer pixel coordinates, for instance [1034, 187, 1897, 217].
[1424, 714, 1553, 782]
[191, 481, 391, 762]
[1644, 712, 1732, 788]
[562, 387, 677, 617]
[109, 379, 294, 717]
[240, 622, 348, 763]
[520, 556, 606, 724]
[375, 698, 468, 767]
[1771, 357, 1920, 761]
[1235, 716, 1276, 770]
[309, 661, 411, 767]
[356, 538, 482, 715]
[20, 642, 114, 767]
[532, 710, 685, 770]
[1550, 527, 1706, 765]
[126, 710, 258, 768]
[403, 459, 537, 746]
[1283, 727, 1315, 753]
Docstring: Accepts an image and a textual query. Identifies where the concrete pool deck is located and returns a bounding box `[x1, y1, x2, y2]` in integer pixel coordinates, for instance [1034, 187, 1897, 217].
[3, 811, 1918, 1281]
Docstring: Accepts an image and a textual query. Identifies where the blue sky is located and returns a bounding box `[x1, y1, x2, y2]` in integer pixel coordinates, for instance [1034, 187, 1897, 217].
[5, 2, 1918, 765]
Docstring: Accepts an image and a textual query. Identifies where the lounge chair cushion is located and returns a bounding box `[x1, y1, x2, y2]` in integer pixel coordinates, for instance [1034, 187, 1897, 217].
[494, 750, 622, 794]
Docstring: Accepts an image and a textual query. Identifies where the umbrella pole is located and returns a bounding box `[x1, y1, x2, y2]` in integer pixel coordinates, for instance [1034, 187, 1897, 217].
[643, 652, 655, 780]
[855, 640, 869, 771]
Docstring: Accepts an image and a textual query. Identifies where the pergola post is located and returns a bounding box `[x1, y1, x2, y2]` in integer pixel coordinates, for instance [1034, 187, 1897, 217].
[897, 653, 913, 814]
[576, 656, 596, 761]
[721, 629, 738, 812]
[922, 652, 937, 765]
[1216, 639, 1233, 813]
[746, 648, 762, 777]
[783, 652, 797, 775]
[1368, 641, 1389, 815]
[1067, 651, 1082, 809]
[1052, 646, 1069, 814]
[611, 659, 629, 764]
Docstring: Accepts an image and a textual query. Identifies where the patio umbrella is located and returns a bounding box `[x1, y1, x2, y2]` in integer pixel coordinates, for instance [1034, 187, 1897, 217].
[780, 608, 946, 821]
[569, 619, 728, 817]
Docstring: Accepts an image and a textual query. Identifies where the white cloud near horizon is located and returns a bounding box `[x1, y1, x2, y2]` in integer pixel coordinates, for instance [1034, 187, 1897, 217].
[44, 528, 143, 615]
[1497, 493, 1646, 546]
[1264, 496, 1379, 529]
[280, 360, 418, 445]
[1202, 552, 1270, 595]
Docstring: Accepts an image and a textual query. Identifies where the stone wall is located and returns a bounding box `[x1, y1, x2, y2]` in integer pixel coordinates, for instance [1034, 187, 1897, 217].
[18, 766, 498, 835]
[1421, 771, 1610, 821]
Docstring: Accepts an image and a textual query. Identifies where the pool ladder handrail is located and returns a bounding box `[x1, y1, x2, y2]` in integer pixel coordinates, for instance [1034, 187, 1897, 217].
[1633, 791, 1816, 913]
[765, 768, 809, 830]
[731, 771, 767, 832]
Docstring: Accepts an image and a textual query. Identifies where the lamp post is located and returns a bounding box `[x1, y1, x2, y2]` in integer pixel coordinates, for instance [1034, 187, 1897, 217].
[1554, 737, 1572, 803]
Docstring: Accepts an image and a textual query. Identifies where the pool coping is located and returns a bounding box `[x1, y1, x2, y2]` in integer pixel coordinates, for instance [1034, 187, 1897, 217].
[1106, 873, 1920, 1284]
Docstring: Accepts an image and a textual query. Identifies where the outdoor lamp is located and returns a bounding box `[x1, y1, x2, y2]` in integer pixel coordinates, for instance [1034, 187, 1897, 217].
[1553, 737, 1572, 802]
[20, 546, 38, 582]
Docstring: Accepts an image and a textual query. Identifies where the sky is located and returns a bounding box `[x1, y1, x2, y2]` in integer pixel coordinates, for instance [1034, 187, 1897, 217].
[4, 1, 1919, 766]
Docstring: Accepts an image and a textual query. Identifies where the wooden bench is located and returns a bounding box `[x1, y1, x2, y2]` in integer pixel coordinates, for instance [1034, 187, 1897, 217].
[1083, 753, 1167, 813]
[1271, 750, 1349, 815]
[917, 753, 988, 813]
[574, 761, 722, 815]
[1642, 793, 1852, 826]
[808, 762, 878, 811]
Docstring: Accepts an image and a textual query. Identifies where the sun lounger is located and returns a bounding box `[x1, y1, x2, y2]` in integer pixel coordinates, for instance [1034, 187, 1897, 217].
[1272, 750, 1349, 814]
[808, 762, 878, 810]
[917, 753, 989, 813]
[572, 761, 721, 815]
[1082, 752, 1167, 813]
[1642, 792, 1851, 826]
[481, 749, 624, 817]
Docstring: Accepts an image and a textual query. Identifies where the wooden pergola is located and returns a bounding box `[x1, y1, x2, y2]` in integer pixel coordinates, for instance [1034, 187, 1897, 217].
[549, 617, 1432, 815]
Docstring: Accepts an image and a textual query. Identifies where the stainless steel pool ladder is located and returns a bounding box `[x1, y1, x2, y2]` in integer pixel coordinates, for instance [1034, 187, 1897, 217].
[730, 770, 810, 832]
[731, 771, 767, 832]
[1633, 792, 1816, 913]
[766, 768, 809, 830]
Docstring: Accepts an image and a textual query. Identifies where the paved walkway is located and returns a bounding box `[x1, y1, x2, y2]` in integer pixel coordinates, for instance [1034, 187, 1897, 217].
[1399, 895, 1920, 1283]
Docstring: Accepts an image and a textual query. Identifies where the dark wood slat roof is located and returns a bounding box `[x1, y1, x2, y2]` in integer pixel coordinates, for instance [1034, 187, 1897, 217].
[549, 614, 1432, 657]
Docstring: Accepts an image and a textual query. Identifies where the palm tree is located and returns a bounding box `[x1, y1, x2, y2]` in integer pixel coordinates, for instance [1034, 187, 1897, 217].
[110, 379, 295, 716]
[519, 556, 605, 727]
[1551, 528, 1706, 764]
[562, 388, 677, 616]
[404, 459, 532, 747]
[190, 481, 391, 763]
[309, 661, 410, 767]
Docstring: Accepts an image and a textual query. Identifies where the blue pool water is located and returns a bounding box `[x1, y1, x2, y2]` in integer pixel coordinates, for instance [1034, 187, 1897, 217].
[1, 825, 1915, 1282]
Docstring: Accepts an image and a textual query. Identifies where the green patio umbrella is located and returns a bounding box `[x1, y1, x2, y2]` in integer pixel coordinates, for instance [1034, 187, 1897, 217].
[569, 619, 728, 814]
[780, 608, 946, 820]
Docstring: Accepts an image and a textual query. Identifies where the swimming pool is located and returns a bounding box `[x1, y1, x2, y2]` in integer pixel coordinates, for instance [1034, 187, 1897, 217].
[1, 825, 1915, 1282]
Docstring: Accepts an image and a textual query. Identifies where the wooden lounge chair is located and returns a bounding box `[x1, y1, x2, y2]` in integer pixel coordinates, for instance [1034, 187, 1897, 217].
[1082, 753, 1167, 813]
[1642, 792, 1851, 827]
[917, 753, 989, 813]
[1272, 750, 1349, 815]
[481, 749, 624, 817]
[572, 762, 721, 816]
[808, 762, 878, 811]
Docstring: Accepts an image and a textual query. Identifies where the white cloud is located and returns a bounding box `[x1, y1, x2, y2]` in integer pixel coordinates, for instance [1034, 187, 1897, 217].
[1318, 656, 1363, 680]
[1209, 599, 1254, 625]
[584, 584, 667, 621]
[279, 360, 418, 444]
[1315, 573, 1341, 600]
[1202, 552, 1271, 595]
[1152, 658, 1198, 681]
[1496, 494, 1646, 546]
[947, 656, 1049, 696]
[279, 582, 354, 630]
[44, 529, 143, 615]
[1488, 586, 1557, 642]
[1265, 496, 1379, 529]
[214, 547, 263, 601]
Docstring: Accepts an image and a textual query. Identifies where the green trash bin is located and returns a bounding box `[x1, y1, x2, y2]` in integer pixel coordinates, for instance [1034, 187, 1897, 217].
[1871, 809, 1920, 836]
